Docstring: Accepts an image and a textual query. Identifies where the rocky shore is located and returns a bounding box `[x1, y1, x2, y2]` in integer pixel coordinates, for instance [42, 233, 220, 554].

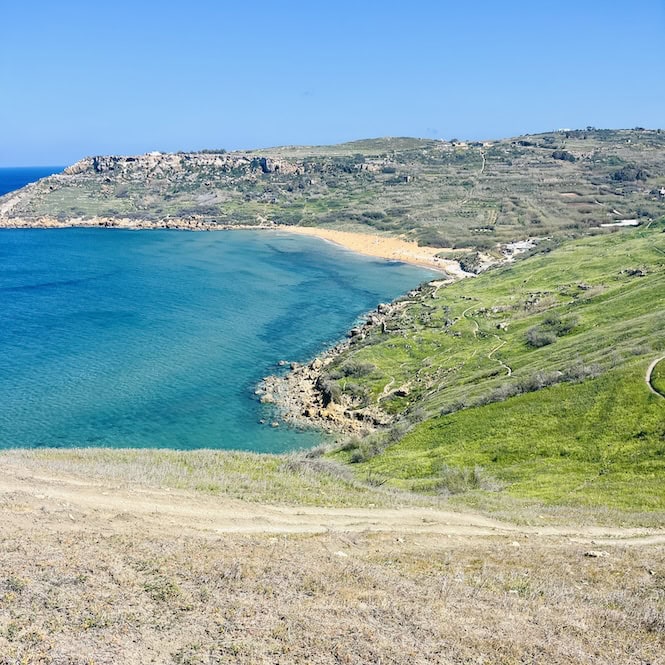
[0, 214, 277, 232]
[256, 299, 419, 436]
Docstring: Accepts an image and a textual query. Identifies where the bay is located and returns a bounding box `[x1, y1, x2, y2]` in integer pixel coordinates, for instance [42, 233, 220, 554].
[0, 228, 435, 451]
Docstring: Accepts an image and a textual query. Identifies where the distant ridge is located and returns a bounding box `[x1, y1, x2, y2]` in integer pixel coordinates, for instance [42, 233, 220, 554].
[1, 129, 663, 255]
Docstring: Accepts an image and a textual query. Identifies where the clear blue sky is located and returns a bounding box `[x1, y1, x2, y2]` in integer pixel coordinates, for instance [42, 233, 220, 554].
[1, 0, 663, 165]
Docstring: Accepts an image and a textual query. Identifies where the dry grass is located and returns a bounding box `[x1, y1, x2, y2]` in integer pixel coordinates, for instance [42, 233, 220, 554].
[0, 523, 663, 664]
[0, 450, 663, 663]
[3, 448, 662, 528]
[0, 447, 435, 509]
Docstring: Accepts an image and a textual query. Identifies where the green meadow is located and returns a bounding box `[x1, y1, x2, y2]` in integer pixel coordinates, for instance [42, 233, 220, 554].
[330, 221, 665, 511]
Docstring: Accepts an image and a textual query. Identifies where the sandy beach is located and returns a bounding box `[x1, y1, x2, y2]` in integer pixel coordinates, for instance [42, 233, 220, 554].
[275, 225, 465, 276]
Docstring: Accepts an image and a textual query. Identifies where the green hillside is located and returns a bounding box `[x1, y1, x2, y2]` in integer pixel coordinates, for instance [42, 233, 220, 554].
[351, 362, 664, 510]
[328, 221, 665, 511]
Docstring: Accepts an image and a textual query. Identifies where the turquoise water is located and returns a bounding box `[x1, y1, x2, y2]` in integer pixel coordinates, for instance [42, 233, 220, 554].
[0, 228, 435, 451]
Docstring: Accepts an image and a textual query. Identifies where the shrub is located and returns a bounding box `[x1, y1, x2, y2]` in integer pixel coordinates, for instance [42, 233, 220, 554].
[458, 252, 484, 273]
[526, 327, 557, 348]
[416, 228, 452, 248]
[350, 440, 382, 463]
[385, 421, 411, 443]
[316, 375, 342, 406]
[433, 464, 503, 495]
[542, 312, 578, 335]
[336, 436, 361, 452]
[526, 313, 577, 347]
[342, 382, 370, 406]
[339, 361, 375, 378]
[611, 166, 648, 182]
[562, 361, 602, 382]
[552, 150, 576, 162]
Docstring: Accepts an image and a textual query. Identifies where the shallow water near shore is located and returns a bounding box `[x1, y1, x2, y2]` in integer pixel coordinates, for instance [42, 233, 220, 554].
[0, 228, 435, 452]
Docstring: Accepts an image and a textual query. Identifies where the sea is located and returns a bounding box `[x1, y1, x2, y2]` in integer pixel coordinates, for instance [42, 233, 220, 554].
[0, 166, 64, 196]
[0, 168, 435, 451]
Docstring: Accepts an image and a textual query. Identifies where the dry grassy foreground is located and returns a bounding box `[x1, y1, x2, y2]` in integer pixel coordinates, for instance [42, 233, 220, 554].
[0, 451, 663, 664]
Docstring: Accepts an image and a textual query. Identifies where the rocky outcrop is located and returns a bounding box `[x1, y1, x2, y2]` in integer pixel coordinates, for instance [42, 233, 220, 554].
[61, 152, 302, 180]
[257, 300, 409, 435]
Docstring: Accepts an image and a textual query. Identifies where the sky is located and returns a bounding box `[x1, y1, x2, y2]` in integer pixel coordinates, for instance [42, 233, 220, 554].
[1, 0, 663, 166]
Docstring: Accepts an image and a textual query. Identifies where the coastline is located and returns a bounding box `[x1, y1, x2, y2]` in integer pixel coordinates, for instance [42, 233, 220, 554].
[0, 216, 465, 436]
[0, 215, 466, 276]
[257, 296, 418, 437]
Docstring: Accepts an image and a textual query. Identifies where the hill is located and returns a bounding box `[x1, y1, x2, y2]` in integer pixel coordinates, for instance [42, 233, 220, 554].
[1, 129, 664, 254]
[265, 221, 665, 512]
[0, 448, 663, 663]
[0, 132, 664, 662]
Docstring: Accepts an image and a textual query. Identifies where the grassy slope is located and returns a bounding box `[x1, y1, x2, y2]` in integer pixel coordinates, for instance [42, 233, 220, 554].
[357, 362, 665, 509]
[0, 448, 433, 508]
[329, 222, 665, 511]
[326, 222, 665, 419]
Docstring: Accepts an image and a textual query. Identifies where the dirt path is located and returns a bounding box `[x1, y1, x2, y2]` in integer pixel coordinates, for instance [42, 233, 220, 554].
[646, 355, 665, 397]
[376, 376, 396, 403]
[461, 305, 479, 337]
[459, 308, 512, 376]
[430, 279, 450, 298]
[488, 335, 513, 376]
[0, 460, 662, 545]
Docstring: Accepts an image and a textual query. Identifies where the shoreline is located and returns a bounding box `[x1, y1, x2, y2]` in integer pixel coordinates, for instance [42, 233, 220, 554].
[274, 225, 466, 276]
[0, 215, 467, 276]
[0, 215, 466, 436]
[257, 287, 440, 436]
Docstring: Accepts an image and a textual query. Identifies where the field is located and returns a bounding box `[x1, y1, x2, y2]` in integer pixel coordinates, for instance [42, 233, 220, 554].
[319, 221, 665, 512]
[0, 449, 664, 664]
[352, 362, 665, 509]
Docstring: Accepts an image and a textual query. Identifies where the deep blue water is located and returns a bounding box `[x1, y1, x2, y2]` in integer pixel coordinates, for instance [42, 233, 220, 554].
[0, 228, 435, 451]
[0, 166, 64, 196]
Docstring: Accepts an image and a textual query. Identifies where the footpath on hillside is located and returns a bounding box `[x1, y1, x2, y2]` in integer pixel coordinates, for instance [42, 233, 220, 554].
[646, 356, 665, 397]
[0, 457, 662, 546]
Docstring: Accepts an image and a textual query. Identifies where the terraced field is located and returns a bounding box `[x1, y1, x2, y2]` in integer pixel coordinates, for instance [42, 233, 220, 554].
[2, 129, 665, 252]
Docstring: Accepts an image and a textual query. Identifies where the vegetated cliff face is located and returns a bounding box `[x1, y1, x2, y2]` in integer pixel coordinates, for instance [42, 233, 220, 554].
[1, 129, 664, 249]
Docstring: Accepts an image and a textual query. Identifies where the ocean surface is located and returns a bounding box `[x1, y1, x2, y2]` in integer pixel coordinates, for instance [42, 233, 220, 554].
[0, 227, 435, 452]
[0, 166, 64, 196]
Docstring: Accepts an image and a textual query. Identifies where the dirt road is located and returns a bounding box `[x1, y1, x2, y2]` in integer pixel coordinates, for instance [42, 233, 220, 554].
[0, 458, 662, 545]
[2, 455, 664, 664]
